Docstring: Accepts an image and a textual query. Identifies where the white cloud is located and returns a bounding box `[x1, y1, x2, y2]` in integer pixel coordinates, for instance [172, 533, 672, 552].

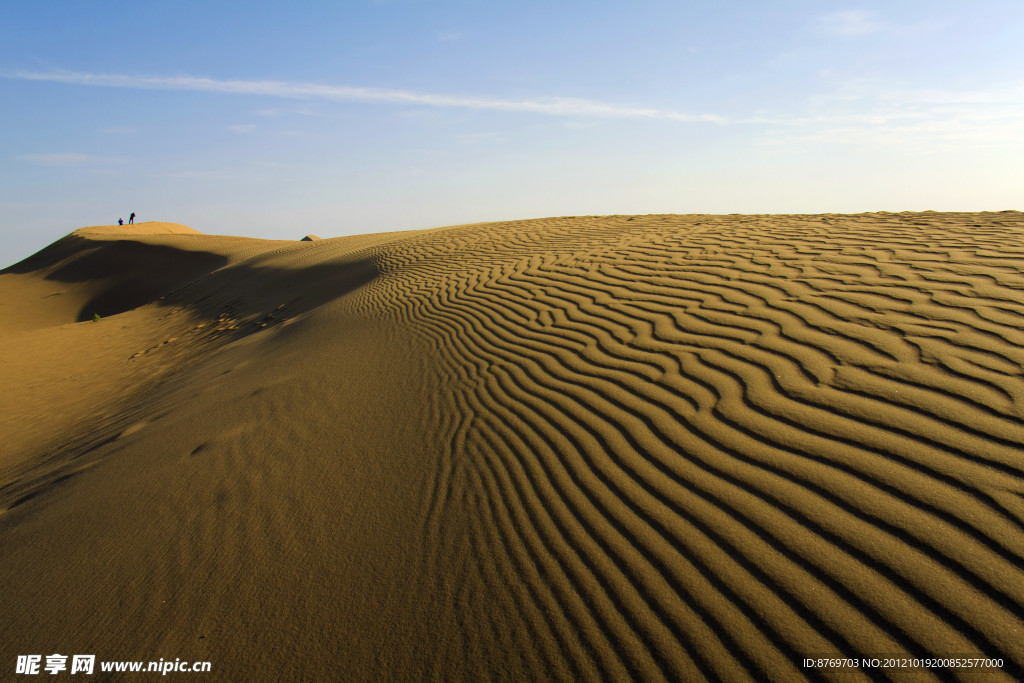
[5, 69, 1019, 151]
[228, 123, 257, 134]
[818, 10, 886, 36]
[436, 30, 463, 42]
[1, 69, 724, 123]
[757, 81, 1024, 149]
[815, 9, 950, 39]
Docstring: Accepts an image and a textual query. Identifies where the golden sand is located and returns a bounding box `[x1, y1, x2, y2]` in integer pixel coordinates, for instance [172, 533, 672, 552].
[2, 213, 1024, 680]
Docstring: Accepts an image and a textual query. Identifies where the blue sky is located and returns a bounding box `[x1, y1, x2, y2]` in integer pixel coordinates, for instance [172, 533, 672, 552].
[1, 0, 1022, 266]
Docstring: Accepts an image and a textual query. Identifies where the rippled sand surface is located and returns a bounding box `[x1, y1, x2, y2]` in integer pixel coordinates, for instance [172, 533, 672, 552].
[2, 213, 1024, 681]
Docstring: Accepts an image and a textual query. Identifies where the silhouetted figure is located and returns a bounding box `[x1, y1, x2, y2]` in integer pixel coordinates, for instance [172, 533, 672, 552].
[118, 218, 123, 226]
[129, 212, 135, 224]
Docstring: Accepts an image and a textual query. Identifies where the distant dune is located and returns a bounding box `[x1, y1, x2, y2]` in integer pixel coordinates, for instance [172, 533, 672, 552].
[2, 212, 1024, 680]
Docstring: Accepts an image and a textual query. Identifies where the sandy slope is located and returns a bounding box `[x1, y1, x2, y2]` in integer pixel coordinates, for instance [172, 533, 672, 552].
[2, 213, 1024, 681]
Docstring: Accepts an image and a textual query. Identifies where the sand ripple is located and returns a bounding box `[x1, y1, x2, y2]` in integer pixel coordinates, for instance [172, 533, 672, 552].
[2, 212, 1024, 680]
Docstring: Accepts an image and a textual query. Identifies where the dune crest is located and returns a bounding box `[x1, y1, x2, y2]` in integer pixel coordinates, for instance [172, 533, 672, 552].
[73, 221, 203, 236]
[2, 212, 1024, 680]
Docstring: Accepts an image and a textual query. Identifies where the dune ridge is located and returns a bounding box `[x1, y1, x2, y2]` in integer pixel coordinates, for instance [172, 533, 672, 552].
[2, 212, 1024, 680]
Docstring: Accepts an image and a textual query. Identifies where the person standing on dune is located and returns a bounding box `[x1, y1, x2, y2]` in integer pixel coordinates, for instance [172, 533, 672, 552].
[129, 212, 135, 224]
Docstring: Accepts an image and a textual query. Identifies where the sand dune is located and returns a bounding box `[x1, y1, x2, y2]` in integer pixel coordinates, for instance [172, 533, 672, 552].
[2, 212, 1024, 680]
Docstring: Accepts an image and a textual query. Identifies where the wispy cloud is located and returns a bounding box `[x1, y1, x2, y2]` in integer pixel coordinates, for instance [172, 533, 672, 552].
[818, 10, 886, 36]
[759, 81, 1024, 149]
[6, 69, 1019, 150]
[815, 9, 950, 38]
[1, 69, 724, 123]
[227, 123, 257, 134]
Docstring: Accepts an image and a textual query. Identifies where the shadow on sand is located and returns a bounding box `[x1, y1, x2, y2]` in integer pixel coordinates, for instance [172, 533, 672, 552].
[2, 233, 380, 328]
